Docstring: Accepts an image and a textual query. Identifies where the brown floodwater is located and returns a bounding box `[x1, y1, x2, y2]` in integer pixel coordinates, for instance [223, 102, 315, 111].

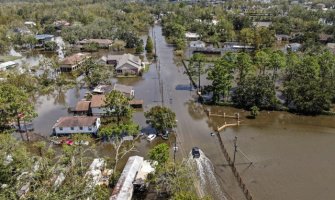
[29, 25, 335, 200]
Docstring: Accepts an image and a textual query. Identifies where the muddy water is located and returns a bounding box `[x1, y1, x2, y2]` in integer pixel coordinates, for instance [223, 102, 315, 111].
[29, 25, 335, 200]
[151, 24, 335, 200]
[216, 109, 335, 200]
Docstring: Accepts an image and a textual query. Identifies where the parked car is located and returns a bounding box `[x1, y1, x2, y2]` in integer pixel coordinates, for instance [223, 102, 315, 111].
[192, 147, 201, 158]
[147, 134, 156, 141]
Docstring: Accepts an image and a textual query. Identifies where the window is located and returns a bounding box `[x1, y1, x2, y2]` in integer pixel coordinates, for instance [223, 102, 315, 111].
[71, 127, 74, 130]
[59, 127, 63, 131]
[79, 127, 83, 130]
[88, 127, 92, 131]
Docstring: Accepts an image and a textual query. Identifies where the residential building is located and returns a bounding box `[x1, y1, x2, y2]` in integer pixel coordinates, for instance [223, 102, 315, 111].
[74, 100, 91, 115]
[92, 85, 113, 94]
[59, 53, 91, 72]
[275, 34, 290, 42]
[113, 84, 134, 98]
[252, 21, 272, 28]
[106, 54, 143, 76]
[90, 95, 108, 116]
[185, 32, 200, 40]
[78, 39, 113, 48]
[90, 94, 139, 115]
[52, 116, 101, 135]
[286, 43, 302, 52]
[189, 40, 206, 48]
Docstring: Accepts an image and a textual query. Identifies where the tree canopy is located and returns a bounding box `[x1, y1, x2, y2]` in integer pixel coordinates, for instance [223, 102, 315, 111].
[144, 106, 177, 133]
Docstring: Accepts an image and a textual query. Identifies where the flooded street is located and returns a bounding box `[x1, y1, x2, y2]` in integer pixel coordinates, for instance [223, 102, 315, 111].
[151, 24, 335, 200]
[29, 25, 335, 200]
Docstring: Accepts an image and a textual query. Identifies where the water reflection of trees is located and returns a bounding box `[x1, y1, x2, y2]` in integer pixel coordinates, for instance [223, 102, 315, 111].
[185, 100, 207, 120]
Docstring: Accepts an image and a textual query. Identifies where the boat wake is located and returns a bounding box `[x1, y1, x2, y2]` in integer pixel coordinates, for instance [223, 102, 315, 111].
[187, 149, 227, 200]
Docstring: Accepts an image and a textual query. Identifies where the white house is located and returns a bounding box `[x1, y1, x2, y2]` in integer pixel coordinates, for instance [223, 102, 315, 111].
[52, 116, 101, 135]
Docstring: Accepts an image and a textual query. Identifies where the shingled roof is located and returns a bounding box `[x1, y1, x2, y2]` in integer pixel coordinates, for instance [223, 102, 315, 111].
[53, 116, 98, 128]
[107, 54, 142, 70]
[91, 95, 106, 108]
[61, 53, 90, 66]
[75, 100, 91, 112]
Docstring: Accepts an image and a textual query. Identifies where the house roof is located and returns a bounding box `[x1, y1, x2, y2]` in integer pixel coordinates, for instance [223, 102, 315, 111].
[129, 99, 143, 106]
[111, 156, 144, 200]
[91, 95, 106, 108]
[53, 116, 98, 128]
[190, 40, 205, 46]
[75, 100, 91, 112]
[35, 34, 54, 40]
[185, 32, 200, 38]
[79, 39, 113, 45]
[252, 21, 272, 28]
[61, 53, 90, 66]
[107, 54, 142, 70]
[113, 84, 134, 95]
[92, 85, 113, 94]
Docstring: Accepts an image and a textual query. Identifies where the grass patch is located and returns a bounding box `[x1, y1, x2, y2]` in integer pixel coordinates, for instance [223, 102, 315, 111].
[0, 55, 21, 62]
[143, 64, 150, 72]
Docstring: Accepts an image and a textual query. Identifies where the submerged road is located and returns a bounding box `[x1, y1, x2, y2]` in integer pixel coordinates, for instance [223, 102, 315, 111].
[151, 25, 246, 200]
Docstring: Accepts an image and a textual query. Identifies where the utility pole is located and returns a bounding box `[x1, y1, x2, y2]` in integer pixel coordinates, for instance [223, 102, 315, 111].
[198, 60, 201, 94]
[232, 136, 238, 166]
[173, 138, 177, 173]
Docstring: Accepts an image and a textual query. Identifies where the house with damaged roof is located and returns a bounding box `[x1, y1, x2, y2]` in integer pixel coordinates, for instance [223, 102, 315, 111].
[52, 116, 101, 135]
